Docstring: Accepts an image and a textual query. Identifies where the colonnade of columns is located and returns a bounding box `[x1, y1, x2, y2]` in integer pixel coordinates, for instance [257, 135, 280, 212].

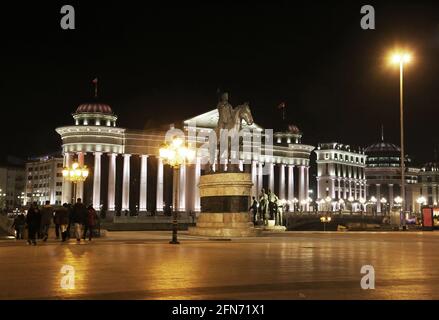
[62, 152, 310, 213]
[251, 161, 310, 212]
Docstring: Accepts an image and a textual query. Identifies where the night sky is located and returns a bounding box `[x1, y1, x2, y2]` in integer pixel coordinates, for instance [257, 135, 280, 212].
[2, 1, 439, 165]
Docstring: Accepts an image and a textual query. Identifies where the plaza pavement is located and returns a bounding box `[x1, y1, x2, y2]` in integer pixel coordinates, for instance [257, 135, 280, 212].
[0, 231, 439, 300]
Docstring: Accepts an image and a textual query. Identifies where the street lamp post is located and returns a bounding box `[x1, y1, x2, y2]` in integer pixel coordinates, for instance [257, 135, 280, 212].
[62, 162, 89, 204]
[390, 51, 411, 226]
[320, 215, 332, 232]
[159, 137, 195, 245]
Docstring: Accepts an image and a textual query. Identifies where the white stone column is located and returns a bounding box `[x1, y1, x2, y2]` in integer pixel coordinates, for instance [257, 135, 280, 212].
[349, 180, 353, 198]
[251, 160, 257, 198]
[343, 179, 348, 199]
[331, 178, 336, 199]
[139, 155, 148, 212]
[354, 180, 358, 200]
[76, 152, 85, 200]
[299, 165, 305, 204]
[239, 160, 244, 172]
[337, 179, 342, 199]
[268, 162, 275, 192]
[194, 158, 201, 212]
[108, 153, 116, 211]
[288, 165, 295, 212]
[389, 184, 394, 207]
[62, 152, 72, 204]
[122, 154, 131, 211]
[279, 164, 286, 200]
[376, 184, 381, 213]
[92, 152, 102, 210]
[156, 157, 164, 213]
[305, 166, 310, 211]
[178, 164, 186, 212]
[257, 162, 263, 194]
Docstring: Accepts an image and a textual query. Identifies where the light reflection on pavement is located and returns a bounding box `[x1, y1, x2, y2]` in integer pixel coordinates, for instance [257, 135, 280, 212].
[0, 231, 438, 300]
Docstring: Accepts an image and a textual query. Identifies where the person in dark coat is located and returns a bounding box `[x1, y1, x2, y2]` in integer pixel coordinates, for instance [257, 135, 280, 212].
[83, 205, 98, 241]
[54, 203, 70, 242]
[71, 198, 87, 242]
[12, 212, 26, 240]
[40, 200, 54, 241]
[26, 202, 41, 245]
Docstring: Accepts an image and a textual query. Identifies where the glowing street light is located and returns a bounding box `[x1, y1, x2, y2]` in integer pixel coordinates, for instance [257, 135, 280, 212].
[394, 196, 403, 206]
[320, 215, 332, 231]
[389, 49, 413, 226]
[62, 162, 89, 203]
[159, 136, 195, 244]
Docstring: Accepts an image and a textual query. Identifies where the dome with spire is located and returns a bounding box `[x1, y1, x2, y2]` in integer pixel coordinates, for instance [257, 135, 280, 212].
[365, 125, 412, 167]
[75, 102, 113, 115]
[72, 101, 118, 127]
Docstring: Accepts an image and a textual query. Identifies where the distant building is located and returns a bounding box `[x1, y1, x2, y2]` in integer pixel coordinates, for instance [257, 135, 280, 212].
[24, 153, 64, 206]
[416, 162, 439, 207]
[315, 142, 367, 211]
[0, 157, 25, 210]
[364, 137, 419, 213]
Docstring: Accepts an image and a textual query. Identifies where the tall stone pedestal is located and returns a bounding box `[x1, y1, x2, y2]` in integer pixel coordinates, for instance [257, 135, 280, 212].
[189, 172, 261, 237]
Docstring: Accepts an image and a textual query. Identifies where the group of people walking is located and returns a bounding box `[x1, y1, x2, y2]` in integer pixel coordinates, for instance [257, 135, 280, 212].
[12, 198, 99, 246]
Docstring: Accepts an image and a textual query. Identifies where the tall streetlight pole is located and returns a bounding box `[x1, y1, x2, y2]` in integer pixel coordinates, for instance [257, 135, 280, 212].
[159, 136, 195, 245]
[390, 51, 411, 228]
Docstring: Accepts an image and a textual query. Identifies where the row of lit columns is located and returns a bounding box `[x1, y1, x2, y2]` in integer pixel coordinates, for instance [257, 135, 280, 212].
[375, 183, 395, 213]
[63, 152, 202, 213]
[251, 161, 309, 212]
[62, 152, 308, 213]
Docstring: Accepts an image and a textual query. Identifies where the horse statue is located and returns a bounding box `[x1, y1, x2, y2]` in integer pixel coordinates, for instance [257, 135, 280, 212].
[215, 102, 254, 139]
[210, 93, 254, 172]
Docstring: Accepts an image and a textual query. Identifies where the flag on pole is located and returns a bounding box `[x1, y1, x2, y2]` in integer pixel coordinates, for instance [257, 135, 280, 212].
[92, 78, 98, 98]
[277, 102, 286, 120]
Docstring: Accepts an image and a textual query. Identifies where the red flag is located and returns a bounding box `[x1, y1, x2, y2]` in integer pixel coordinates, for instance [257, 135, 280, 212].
[277, 102, 286, 109]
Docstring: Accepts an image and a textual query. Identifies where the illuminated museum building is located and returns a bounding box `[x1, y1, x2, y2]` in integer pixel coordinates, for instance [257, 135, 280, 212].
[364, 137, 419, 213]
[315, 143, 367, 211]
[56, 100, 314, 217]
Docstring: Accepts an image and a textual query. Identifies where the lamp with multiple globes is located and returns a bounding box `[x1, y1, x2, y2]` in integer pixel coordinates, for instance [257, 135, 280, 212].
[159, 137, 195, 244]
[62, 162, 89, 203]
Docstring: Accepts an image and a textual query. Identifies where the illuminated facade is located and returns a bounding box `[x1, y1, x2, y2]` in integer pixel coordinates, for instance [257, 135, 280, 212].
[56, 100, 314, 218]
[315, 143, 367, 211]
[364, 139, 419, 213]
[416, 162, 439, 206]
[24, 154, 64, 206]
[0, 163, 25, 210]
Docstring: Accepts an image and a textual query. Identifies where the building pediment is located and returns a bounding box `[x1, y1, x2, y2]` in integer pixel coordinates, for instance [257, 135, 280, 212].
[183, 109, 263, 131]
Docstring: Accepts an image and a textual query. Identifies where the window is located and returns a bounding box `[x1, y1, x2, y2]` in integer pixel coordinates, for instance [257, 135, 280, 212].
[56, 182, 62, 187]
[57, 163, 63, 168]
[56, 191, 62, 196]
[56, 173, 62, 177]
